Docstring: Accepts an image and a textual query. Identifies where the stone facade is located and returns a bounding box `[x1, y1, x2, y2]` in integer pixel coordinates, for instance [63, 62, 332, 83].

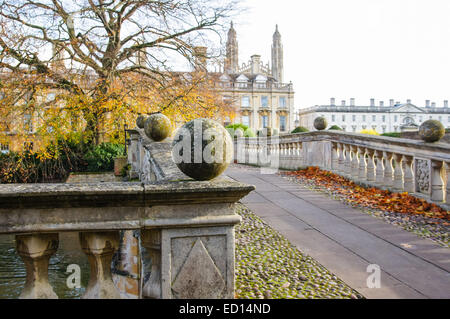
[217, 23, 295, 133]
[299, 98, 450, 133]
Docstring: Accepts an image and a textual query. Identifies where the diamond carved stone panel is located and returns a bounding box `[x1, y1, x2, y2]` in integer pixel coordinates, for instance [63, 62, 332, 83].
[171, 239, 225, 299]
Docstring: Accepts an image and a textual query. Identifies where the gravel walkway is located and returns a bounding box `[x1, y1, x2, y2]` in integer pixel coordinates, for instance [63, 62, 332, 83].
[282, 174, 449, 248]
[234, 203, 363, 299]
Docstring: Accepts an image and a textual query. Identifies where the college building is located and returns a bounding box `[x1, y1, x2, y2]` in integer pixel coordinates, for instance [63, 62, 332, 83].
[298, 98, 450, 133]
[216, 23, 295, 133]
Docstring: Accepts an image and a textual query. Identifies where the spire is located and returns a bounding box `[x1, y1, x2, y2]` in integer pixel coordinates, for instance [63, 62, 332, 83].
[225, 21, 238, 73]
[271, 24, 283, 82]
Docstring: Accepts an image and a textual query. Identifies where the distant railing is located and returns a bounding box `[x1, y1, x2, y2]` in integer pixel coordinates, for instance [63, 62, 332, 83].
[0, 129, 253, 299]
[235, 131, 450, 208]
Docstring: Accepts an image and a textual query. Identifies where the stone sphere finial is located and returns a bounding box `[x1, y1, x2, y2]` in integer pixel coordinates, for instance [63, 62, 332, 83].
[314, 117, 328, 131]
[136, 114, 147, 129]
[172, 118, 233, 181]
[419, 120, 445, 143]
[144, 113, 172, 142]
[235, 128, 244, 138]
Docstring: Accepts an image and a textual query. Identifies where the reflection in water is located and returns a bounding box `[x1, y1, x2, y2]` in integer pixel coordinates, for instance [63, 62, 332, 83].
[0, 233, 90, 299]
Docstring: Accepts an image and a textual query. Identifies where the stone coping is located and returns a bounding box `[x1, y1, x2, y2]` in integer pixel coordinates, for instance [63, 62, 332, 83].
[0, 179, 254, 209]
[239, 131, 450, 162]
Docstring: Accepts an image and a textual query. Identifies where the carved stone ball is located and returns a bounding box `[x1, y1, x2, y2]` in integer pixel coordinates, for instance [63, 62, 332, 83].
[172, 118, 234, 181]
[419, 120, 445, 143]
[144, 113, 172, 142]
[314, 117, 328, 131]
[235, 128, 244, 138]
[136, 114, 147, 129]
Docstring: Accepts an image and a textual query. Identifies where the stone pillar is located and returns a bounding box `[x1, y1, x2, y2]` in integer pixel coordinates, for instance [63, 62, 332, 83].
[351, 146, 359, 180]
[142, 230, 162, 299]
[80, 231, 120, 299]
[331, 143, 339, 173]
[366, 149, 376, 182]
[430, 160, 444, 202]
[403, 156, 415, 193]
[128, 132, 140, 179]
[16, 233, 59, 299]
[375, 150, 385, 186]
[358, 147, 367, 181]
[446, 163, 450, 204]
[384, 152, 394, 188]
[393, 153, 404, 191]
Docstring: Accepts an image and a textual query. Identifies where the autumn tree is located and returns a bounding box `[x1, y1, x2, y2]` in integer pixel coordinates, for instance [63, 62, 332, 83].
[0, 0, 237, 148]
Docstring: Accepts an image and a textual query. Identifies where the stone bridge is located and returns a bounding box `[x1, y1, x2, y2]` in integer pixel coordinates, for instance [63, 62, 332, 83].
[0, 127, 253, 299]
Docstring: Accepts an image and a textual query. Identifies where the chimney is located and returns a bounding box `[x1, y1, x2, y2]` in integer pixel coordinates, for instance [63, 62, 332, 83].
[407, 99, 412, 104]
[390, 99, 395, 107]
[432, 102, 436, 108]
[380, 101, 384, 107]
[251, 55, 261, 74]
[350, 98, 355, 106]
[444, 100, 449, 108]
[193, 46, 208, 70]
[370, 98, 375, 107]
[330, 98, 336, 106]
[341, 100, 346, 106]
[426, 100, 431, 108]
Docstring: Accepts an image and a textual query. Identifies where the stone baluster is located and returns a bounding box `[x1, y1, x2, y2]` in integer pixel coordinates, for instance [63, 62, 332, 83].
[375, 150, 385, 186]
[366, 149, 376, 182]
[297, 142, 304, 169]
[16, 233, 59, 299]
[80, 231, 121, 299]
[446, 162, 450, 204]
[393, 153, 404, 191]
[403, 156, 415, 193]
[350, 146, 359, 180]
[344, 145, 352, 178]
[430, 160, 444, 202]
[331, 143, 339, 173]
[279, 144, 286, 169]
[384, 152, 394, 188]
[287, 143, 294, 170]
[338, 143, 345, 175]
[273, 143, 281, 169]
[358, 147, 367, 181]
[142, 230, 162, 299]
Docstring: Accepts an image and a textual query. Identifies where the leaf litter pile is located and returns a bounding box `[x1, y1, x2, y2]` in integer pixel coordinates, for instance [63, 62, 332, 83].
[282, 167, 449, 247]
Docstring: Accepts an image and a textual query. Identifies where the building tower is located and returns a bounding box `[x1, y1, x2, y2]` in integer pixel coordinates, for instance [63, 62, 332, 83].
[225, 22, 239, 73]
[271, 25, 284, 82]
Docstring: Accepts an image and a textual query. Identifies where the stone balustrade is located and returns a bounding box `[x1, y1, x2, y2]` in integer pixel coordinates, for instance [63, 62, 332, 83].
[0, 128, 253, 299]
[235, 131, 450, 208]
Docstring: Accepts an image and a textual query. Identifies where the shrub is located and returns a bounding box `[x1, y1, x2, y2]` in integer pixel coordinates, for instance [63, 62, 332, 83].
[381, 132, 402, 138]
[359, 129, 380, 136]
[85, 143, 125, 172]
[291, 126, 309, 134]
[244, 128, 256, 138]
[329, 125, 343, 131]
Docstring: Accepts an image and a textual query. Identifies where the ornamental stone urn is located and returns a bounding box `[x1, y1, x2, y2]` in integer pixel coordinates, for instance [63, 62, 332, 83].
[144, 113, 172, 142]
[314, 117, 328, 131]
[172, 118, 233, 181]
[136, 114, 147, 129]
[419, 120, 445, 143]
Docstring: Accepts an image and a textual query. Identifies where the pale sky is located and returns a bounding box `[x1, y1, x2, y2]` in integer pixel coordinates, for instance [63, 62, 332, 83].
[233, 0, 450, 110]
